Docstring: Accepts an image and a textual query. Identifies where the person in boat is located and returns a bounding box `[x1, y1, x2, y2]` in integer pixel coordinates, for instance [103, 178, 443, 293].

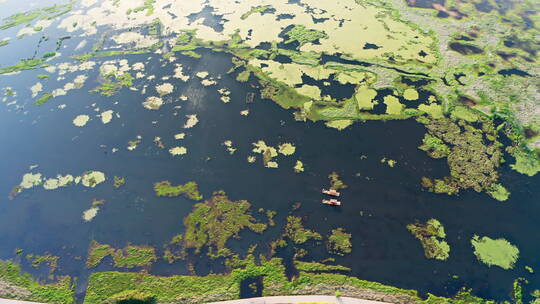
[322, 189, 340, 196]
[322, 199, 342, 206]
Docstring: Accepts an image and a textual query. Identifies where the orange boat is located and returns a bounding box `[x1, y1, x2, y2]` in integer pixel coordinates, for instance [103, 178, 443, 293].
[322, 199, 342, 206]
[322, 189, 340, 197]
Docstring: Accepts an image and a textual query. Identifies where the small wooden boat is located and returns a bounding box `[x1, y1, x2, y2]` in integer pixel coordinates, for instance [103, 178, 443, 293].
[322, 188, 340, 197]
[322, 199, 342, 206]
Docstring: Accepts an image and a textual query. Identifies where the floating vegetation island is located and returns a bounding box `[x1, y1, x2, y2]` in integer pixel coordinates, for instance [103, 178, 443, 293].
[407, 219, 450, 261]
[471, 235, 520, 270]
[153, 180, 203, 200]
[86, 241, 157, 269]
[164, 191, 268, 260]
[326, 228, 352, 256]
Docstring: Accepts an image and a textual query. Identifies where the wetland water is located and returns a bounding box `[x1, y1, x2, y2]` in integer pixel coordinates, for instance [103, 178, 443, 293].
[0, 48, 539, 302]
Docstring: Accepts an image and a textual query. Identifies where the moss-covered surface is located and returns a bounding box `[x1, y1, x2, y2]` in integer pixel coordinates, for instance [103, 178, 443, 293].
[470, 235, 519, 270]
[407, 219, 450, 261]
[326, 228, 352, 256]
[86, 241, 157, 269]
[153, 180, 202, 200]
[0, 260, 75, 303]
[164, 191, 267, 259]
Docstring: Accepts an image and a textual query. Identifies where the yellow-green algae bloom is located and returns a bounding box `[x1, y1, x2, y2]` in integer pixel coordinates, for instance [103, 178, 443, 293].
[403, 88, 419, 101]
[278, 143, 296, 155]
[252, 140, 279, 168]
[81, 171, 106, 188]
[223, 140, 236, 154]
[418, 103, 443, 119]
[294, 160, 304, 173]
[155, 83, 174, 96]
[73, 114, 90, 127]
[355, 86, 378, 110]
[383, 95, 404, 115]
[43, 174, 74, 190]
[169, 146, 187, 155]
[471, 235, 519, 270]
[325, 120, 353, 130]
[83, 207, 99, 222]
[266, 161, 279, 168]
[99, 110, 113, 124]
[183, 114, 199, 128]
[15, 170, 105, 195]
[20, 173, 42, 189]
[142, 96, 164, 110]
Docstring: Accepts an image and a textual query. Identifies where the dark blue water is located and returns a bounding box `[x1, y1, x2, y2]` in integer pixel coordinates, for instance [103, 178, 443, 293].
[0, 1, 539, 303]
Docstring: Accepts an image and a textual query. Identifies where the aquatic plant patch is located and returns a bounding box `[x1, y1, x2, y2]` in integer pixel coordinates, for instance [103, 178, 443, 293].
[153, 180, 202, 200]
[164, 191, 268, 259]
[471, 235, 519, 270]
[407, 219, 450, 260]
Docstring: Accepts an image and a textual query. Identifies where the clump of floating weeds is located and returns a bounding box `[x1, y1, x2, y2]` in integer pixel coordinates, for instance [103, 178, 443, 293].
[153, 180, 202, 200]
[86, 241, 157, 269]
[407, 219, 450, 261]
[113, 176, 126, 188]
[471, 235, 519, 269]
[327, 228, 352, 256]
[163, 191, 268, 260]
